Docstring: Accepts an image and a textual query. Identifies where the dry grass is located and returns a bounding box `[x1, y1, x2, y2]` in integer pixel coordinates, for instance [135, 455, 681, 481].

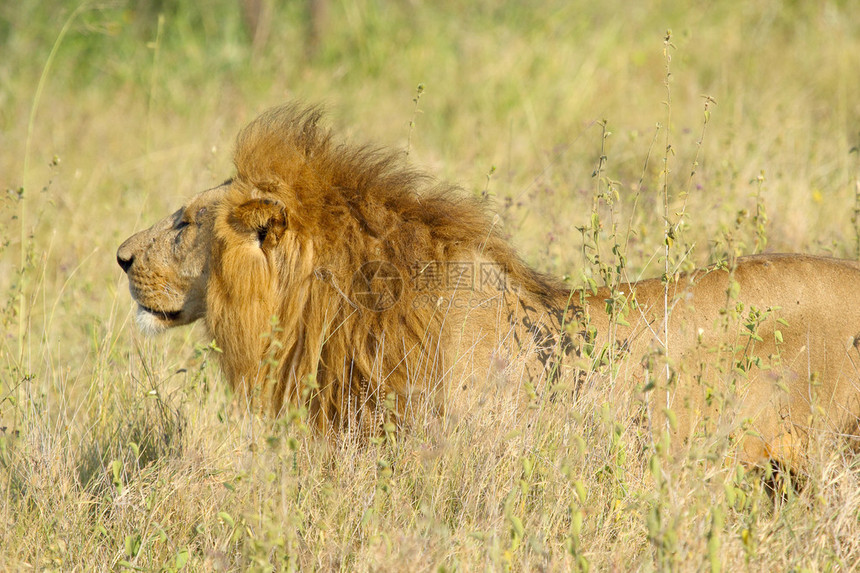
[2, 1, 860, 570]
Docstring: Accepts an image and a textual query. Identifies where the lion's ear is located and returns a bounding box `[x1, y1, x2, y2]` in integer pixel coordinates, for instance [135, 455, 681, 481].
[227, 198, 288, 249]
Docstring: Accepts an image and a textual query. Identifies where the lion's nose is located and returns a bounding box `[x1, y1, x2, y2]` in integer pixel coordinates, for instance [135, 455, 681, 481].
[117, 250, 134, 273]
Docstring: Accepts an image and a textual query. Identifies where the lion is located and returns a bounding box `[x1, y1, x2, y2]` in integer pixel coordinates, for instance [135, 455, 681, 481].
[118, 104, 860, 467]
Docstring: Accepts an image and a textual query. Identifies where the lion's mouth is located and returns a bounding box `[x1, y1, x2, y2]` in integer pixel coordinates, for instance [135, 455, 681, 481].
[137, 304, 183, 322]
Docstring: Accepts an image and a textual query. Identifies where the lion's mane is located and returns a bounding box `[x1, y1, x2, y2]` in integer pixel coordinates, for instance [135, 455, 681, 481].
[206, 105, 568, 434]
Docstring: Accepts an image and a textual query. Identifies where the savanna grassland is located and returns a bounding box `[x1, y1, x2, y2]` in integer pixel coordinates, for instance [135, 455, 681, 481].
[2, 1, 860, 570]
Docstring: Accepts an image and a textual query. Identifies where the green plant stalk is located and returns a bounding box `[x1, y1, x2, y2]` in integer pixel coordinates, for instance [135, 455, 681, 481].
[19, 3, 89, 363]
[753, 171, 767, 254]
[661, 30, 674, 420]
[405, 83, 425, 158]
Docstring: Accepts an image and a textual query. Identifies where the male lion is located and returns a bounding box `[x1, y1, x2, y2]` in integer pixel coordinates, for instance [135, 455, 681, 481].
[118, 104, 860, 466]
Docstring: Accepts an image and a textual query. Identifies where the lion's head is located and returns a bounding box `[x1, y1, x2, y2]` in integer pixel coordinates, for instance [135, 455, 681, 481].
[117, 184, 229, 335]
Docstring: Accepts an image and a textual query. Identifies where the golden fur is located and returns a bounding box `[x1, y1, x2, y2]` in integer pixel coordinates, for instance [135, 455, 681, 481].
[118, 104, 860, 466]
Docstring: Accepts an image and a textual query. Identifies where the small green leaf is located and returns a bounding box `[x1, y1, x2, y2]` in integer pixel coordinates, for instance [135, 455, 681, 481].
[664, 407, 678, 430]
[571, 508, 584, 537]
[468, 531, 487, 542]
[153, 524, 167, 544]
[509, 515, 524, 540]
[124, 533, 141, 557]
[175, 547, 190, 570]
[649, 455, 661, 480]
[521, 456, 533, 478]
[218, 512, 235, 528]
[574, 480, 587, 504]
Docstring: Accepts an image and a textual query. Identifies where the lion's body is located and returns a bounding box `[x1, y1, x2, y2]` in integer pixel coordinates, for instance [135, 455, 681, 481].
[118, 105, 860, 466]
[585, 254, 860, 464]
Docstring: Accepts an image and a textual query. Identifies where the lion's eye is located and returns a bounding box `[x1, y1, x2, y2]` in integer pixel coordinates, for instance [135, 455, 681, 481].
[174, 220, 190, 245]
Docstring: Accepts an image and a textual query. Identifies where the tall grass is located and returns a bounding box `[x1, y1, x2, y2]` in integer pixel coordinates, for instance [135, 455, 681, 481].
[1, 1, 860, 569]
